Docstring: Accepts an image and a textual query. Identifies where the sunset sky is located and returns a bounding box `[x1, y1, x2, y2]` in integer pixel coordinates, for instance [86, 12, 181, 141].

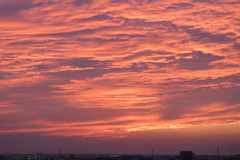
[0, 0, 240, 155]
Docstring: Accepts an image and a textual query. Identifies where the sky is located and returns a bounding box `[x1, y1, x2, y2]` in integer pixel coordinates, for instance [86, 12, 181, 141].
[0, 0, 240, 155]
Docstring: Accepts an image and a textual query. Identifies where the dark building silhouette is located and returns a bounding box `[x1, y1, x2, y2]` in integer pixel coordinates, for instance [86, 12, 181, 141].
[180, 151, 195, 160]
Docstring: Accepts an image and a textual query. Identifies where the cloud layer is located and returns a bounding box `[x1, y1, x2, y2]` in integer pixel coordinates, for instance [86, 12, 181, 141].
[0, 0, 240, 153]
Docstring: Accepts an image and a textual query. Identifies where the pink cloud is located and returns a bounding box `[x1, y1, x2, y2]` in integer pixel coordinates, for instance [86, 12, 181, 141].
[0, 0, 239, 154]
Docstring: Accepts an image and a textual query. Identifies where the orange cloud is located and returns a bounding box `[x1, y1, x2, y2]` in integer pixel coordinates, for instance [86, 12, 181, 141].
[0, 0, 239, 149]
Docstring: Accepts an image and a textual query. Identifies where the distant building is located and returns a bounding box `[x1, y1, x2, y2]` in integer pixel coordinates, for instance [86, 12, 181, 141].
[180, 151, 195, 160]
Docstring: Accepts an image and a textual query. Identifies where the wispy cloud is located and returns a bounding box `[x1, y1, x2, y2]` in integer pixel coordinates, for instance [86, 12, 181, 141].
[0, 0, 239, 144]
